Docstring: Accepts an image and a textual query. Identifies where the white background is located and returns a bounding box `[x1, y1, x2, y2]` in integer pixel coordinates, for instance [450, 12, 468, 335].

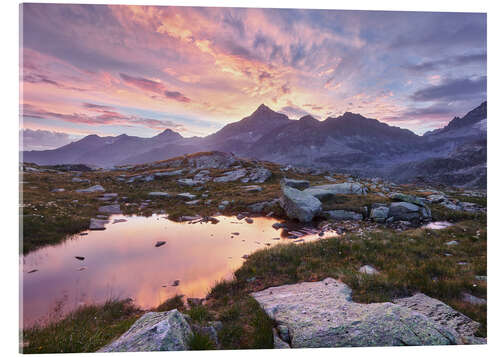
[1, 0, 498, 356]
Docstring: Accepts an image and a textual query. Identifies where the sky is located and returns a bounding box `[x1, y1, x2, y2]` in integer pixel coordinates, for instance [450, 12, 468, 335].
[20, 4, 486, 150]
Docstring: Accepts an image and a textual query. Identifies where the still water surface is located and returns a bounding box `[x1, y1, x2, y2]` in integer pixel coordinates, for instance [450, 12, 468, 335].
[21, 214, 333, 327]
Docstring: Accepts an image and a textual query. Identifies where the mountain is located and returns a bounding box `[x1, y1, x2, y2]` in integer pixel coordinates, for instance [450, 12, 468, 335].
[22, 129, 186, 167]
[203, 104, 291, 154]
[21, 102, 487, 188]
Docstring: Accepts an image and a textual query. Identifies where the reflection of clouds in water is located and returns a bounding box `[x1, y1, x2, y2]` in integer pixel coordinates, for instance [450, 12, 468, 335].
[22, 214, 326, 327]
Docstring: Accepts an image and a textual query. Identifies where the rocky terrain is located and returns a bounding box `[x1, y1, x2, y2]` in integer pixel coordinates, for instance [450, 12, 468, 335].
[21, 151, 486, 352]
[22, 102, 487, 188]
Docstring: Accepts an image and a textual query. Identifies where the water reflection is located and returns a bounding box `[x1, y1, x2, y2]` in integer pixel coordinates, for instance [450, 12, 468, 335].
[21, 214, 334, 327]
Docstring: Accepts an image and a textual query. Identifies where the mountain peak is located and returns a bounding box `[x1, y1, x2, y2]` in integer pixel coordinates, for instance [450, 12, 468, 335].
[298, 115, 319, 124]
[154, 128, 182, 140]
[252, 104, 274, 116]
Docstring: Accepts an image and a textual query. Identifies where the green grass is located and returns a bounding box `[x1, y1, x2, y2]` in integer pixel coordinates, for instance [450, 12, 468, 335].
[188, 332, 216, 350]
[186, 305, 213, 323]
[207, 219, 487, 339]
[21, 299, 141, 354]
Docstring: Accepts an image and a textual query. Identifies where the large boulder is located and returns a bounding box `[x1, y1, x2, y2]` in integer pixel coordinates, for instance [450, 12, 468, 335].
[251, 278, 461, 348]
[388, 202, 425, 221]
[99, 309, 193, 352]
[370, 205, 389, 222]
[280, 185, 322, 222]
[303, 182, 366, 201]
[282, 178, 310, 190]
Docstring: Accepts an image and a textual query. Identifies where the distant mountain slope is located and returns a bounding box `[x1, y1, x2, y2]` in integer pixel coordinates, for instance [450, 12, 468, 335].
[21, 102, 487, 188]
[22, 129, 185, 167]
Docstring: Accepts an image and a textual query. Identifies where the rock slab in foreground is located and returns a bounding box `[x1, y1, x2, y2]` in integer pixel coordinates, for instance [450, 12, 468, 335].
[99, 309, 193, 352]
[251, 278, 462, 348]
[394, 293, 481, 343]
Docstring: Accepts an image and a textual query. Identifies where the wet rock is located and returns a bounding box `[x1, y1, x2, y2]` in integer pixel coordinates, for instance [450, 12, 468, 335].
[252, 278, 458, 348]
[359, 265, 379, 275]
[245, 217, 254, 224]
[213, 168, 247, 183]
[89, 218, 109, 230]
[272, 222, 285, 230]
[98, 204, 122, 214]
[99, 309, 193, 352]
[282, 178, 310, 190]
[51, 188, 65, 193]
[324, 210, 363, 221]
[76, 185, 105, 193]
[172, 280, 180, 286]
[113, 218, 127, 224]
[155, 241, 166, 247]
[75, 256, 85, 261]
[148, 192, 171, 197]
[280, 184, 322, 223]
[461, 293, 486, 305]
[370, 205, 389, 223]
[303, 182, 367, 201]
[237, 213, 246, 220]
[394, 293, 481, 342]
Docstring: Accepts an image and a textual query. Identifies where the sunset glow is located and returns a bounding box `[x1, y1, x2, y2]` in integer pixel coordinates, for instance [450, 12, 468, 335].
[20, 4, 486, 149]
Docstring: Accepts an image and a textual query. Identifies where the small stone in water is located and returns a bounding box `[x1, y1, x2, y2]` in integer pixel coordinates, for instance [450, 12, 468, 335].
[172, 280, 180, 286]
[75, 256, 85, 261]
[27, 269, 38, 274]
[245, 217, 254, 224]
[155, 241, 166, 247]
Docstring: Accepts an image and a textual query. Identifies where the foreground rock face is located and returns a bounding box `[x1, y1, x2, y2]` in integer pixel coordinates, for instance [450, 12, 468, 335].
[252, 278, 468, 348]
[99, 309, 193, 352]
[394, 293, 481, 343]
[280, 184, 322, 222]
